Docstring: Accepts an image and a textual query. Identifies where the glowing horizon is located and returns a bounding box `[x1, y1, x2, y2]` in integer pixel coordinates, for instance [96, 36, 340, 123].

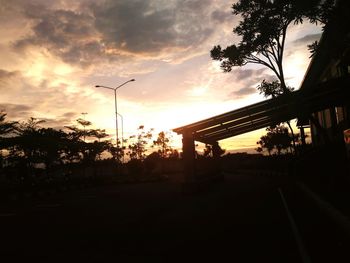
[0, 1, 320, 154]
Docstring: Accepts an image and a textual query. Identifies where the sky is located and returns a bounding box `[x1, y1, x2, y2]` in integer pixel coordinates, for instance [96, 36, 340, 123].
[0, 0, 322, 153]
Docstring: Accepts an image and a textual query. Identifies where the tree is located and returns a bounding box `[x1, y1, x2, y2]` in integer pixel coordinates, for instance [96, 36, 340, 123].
[211, 0, 334, 91]
[202, 143, 226, 158]
[76, 117, 92, 142]
[0, 111, 17, 168]
[211, 0, 334, 151]
[203, 144, 213, 158]
[153, 131, 173, 158]
[91, 129, 109, 142]
[257, 79, 297, 151]
[0, 111, 16, 137]
[127, 125, 153, 160]
[66, 119, 112, 163]
[257, 79, 293, 98]
[12, 118, 47, 170]
[256, 125, 294, 155]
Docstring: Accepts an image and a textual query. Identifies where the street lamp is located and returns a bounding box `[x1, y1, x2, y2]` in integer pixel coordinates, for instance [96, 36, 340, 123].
[117, 112, 124, 162]
[95, 79, 135, 151]
[81, 112, 88, 142]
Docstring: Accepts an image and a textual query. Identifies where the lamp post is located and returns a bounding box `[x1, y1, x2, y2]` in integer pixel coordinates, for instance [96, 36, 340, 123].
[81, 112, 88, 142]
[117, 112, 124, 162]
[95, 79, 135, 152]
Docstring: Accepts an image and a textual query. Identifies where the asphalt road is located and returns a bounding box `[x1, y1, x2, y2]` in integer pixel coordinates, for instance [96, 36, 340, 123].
[1, 173, 349, 262]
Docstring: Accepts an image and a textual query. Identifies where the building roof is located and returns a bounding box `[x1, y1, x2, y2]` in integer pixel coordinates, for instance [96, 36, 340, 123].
[174, 76, 350, 144]
[300, 0, 350, 91]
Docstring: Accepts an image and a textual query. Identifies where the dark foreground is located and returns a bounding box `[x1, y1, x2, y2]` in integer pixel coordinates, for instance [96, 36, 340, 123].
[1, 173, 349, 262]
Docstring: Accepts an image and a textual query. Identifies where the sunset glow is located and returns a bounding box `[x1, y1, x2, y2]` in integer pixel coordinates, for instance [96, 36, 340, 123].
[0, 0, 322, 153]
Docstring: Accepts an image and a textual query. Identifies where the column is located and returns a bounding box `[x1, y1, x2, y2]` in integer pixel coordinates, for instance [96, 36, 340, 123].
[299, 126, 306, 146]
[182, 130, 196, 183]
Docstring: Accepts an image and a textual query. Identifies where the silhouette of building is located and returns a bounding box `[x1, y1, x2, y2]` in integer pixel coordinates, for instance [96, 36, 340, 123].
[298, 0, 350, 151]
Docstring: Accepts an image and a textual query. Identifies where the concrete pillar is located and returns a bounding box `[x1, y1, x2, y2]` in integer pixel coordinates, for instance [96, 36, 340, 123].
[182, 130, 196, 183]
[212, 141, 222, 177]
[212, 141, 221, 159]
[299, 126, 306, 146]
[329, 107, 338, 138]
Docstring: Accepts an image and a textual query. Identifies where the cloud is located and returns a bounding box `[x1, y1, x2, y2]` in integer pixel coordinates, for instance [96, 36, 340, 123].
[38, 112, 80, 130]
[14, 7, 104, 68]
[0, 103, 34, 119]
[0, 70, 20, 87]
[293, 33, 322, 45]
[225, 68, 277, 99]
[285, 32, 322, 58]
[90, 0, 218, 57]
[11, 0, 232, 68]
[211, 10, 232, 23]
[231, 87, 256, 98]
[62, 112, 77, 119]
[233, 68, 266, 81]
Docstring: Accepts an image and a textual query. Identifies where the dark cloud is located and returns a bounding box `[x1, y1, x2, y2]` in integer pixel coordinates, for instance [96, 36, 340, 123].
[293, 33, 322, 45]
[42, 112, 80, 129]
[13, 0, 227, 67]
[91, 0, 214, 53]
[36, 112, 79, 130]
[39, 116, 74, 130]
[231, 87, 256, 98]
[62, 112, 77, 119]
[211, 10, 232, 23]
[233, 68, 266, 81]
[14, 7, 103, 67]
[0, 69, 20, 86]
[227, 68, 277, 98]
[0, 103, 33, 119]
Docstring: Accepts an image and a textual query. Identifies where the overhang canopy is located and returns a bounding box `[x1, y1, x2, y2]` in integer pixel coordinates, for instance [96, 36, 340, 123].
[173, 76, 350, 144]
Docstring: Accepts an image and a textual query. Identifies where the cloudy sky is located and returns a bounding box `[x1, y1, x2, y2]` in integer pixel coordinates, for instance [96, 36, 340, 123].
[0, 0, 322, 152]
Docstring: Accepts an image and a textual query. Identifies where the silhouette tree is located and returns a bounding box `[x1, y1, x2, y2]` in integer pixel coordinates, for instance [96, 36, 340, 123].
[0, 111, 17, 168]
[31, 128, 70, 175]
[257, 79, 297, 151]
[202, 143, 226, 158]
[128, 125, 153, 160]
[76, 117, 92, 142]
[211, 0, 334, 150]
[211, 0, 334, 91]
[203, 144, 213, 158]
[0, 111, 16, 137]
[91, 129, 109, 142]
[256, 125, 294, 155]
[16, 118, 46, 160]
[66, 119, 112, 163]
[153, 131, 173, 158]
[167, 149, 180, 160]
[257, 79, 293, 98]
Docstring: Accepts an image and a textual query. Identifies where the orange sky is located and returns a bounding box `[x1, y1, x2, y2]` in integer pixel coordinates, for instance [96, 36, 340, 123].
[0, 0, 321, 153]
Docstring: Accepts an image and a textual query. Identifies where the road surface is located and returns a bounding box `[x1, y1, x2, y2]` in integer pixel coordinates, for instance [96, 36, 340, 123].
[1, 173, 349, 262]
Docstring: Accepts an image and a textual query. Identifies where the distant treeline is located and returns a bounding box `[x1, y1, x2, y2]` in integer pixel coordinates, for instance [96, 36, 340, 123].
[0, 111, 183, 195]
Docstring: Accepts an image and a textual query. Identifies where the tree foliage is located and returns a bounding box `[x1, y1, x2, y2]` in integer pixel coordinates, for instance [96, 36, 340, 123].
[127, 125, 153, 160]
[202, 144, 226, 158]
[0, 111, 16, 137]
[211, 0, 335, 91]
[0, 113, 115, 172]
[256, 125, 295, 155]
[257, 79, 293, 98]
[153, 131, 173, 158]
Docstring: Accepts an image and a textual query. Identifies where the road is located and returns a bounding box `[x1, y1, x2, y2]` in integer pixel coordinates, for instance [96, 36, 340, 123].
[1, 173, 349, 262]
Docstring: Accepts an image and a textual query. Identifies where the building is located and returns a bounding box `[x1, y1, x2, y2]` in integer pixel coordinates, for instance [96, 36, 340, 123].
[299, 0, 350, 150]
